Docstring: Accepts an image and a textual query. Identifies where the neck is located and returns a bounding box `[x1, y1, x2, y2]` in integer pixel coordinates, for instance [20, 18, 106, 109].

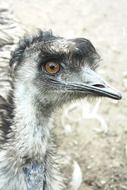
[9, 82, 54, 163]
[1, 82, 64, 190]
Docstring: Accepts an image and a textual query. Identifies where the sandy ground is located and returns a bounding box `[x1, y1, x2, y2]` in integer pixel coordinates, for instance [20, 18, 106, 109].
[3, 0, 127, 189]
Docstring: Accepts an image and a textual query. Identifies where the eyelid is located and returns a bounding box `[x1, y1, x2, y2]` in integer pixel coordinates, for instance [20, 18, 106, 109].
[39, 54, 60, 63]
[60, 62, 66, 69]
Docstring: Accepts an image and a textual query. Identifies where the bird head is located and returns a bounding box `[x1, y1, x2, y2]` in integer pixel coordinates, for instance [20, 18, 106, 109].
[10, 31, 122, 109]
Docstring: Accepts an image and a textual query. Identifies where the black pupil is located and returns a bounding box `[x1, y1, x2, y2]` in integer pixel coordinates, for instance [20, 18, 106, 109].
[49, 63, 57, 70]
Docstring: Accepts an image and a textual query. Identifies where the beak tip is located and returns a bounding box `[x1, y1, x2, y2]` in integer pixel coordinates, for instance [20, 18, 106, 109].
[116, 92, 122, 100]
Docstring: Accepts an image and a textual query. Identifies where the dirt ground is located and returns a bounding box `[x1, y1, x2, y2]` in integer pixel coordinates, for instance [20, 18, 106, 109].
[4, 0, 127, 189]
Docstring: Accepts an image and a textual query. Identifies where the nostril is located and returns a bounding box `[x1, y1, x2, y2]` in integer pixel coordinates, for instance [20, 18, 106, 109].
[92, 84, 105, 88]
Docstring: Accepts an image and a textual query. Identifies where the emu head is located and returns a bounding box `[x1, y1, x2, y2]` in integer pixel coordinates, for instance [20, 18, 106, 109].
[10, 31, 121, 110]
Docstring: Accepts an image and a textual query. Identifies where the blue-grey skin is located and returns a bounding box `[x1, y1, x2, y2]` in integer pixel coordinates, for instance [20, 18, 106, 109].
[23, 162, 46, 190]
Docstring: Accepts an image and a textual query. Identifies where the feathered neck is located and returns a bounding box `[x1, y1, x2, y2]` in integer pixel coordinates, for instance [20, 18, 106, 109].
[8, 81, 54, 164]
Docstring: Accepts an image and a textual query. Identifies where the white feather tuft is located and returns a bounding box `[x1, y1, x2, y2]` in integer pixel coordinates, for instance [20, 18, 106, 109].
[70, 161, 83, 190]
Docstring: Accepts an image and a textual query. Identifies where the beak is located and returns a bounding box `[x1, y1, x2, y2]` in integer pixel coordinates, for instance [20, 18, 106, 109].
[66, 69, 122, 100]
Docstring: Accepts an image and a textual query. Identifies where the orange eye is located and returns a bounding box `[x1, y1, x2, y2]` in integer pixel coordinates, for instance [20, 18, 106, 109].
[45, 62, 60, 75]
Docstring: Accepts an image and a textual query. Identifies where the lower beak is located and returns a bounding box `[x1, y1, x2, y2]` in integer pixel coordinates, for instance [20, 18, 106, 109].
[66, 69, 122, 100]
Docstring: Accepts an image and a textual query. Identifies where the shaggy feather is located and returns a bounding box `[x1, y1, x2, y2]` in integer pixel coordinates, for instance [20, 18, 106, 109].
[0, 3, 103, 190]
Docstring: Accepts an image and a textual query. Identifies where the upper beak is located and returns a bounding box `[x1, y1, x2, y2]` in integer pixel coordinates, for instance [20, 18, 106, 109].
[66, 69, 122, 100]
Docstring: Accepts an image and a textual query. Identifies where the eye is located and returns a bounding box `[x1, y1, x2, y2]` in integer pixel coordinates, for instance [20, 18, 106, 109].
[44, 62, 60, 75]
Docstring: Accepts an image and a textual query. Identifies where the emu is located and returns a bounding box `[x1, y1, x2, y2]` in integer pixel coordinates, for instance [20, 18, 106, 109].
[0, 6, 122, 190]
[0, 30, 122, 190]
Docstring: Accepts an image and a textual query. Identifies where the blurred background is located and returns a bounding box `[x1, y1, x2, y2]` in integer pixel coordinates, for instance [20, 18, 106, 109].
[1, 0, 127, 189]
